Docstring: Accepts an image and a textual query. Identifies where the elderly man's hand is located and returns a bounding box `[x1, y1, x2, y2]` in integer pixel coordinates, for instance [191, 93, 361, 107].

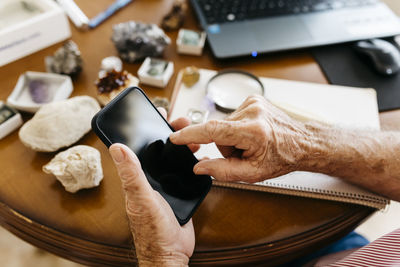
[109, 112, 196, 267]
[170, 96, 311, 183]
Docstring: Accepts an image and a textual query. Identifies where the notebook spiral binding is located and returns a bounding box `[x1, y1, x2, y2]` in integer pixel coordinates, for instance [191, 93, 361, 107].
[213, 180, 389, 210]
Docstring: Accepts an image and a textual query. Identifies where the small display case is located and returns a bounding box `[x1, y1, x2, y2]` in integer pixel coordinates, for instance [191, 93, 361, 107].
[0, 101, 23, 140]
[0, 0, 71, 66]
[138, 57, 174, 88]
[7, 71, 73, 113]
[176, 29, 206, 56]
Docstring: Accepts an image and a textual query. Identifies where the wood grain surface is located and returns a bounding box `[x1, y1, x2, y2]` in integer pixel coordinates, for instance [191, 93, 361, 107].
[0, 0, 398, 266]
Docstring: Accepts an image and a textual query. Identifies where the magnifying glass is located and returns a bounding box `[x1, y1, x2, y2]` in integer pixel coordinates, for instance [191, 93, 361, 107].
[206, 70, 265, 113]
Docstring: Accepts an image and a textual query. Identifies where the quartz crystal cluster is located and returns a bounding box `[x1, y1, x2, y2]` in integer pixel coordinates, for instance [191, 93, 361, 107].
[45, 41, 83, 77]
[112, 21, 171, 62]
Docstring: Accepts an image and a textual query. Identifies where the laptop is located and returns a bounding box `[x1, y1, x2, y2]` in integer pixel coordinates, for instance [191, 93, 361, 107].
[190, 0, 400, 59]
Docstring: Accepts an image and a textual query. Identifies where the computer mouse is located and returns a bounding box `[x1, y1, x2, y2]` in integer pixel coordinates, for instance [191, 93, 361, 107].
[354, 39, 400, 76]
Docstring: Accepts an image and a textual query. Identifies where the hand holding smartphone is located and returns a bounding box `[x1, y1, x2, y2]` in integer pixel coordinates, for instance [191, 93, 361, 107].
[91, 87, 212, 225]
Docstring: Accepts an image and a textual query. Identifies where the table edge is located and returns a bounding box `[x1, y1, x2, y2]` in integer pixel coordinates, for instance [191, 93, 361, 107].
[0, 199, 374, 266]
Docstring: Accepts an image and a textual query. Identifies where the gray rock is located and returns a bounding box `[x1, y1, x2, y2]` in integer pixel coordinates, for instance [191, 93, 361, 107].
[112, 21, 171, 62]
[45, 40, 83, 77]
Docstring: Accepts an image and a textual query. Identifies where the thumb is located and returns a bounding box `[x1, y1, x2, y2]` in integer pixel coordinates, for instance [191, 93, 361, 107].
[193, 158, 251, 182]
[109, 143, 153, 199]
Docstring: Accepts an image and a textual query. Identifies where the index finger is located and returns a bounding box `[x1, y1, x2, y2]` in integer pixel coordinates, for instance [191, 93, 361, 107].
[170, 120, 248, 148]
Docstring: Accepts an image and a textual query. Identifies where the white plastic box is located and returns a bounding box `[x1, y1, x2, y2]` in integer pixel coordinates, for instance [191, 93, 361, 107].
[0, 101, 22, 140]
[7, 71, 73, 113]
[138, 57, 174, 88]
[177, 29, 206, 56]
[0, 0, 71, 67]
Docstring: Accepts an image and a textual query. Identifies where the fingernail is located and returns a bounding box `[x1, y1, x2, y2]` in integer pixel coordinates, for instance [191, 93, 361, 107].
[110, 146, 125, 163]
[194, 166, 207, 174]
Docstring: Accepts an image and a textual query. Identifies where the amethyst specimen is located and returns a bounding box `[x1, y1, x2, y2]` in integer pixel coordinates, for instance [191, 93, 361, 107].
[45, 41, 83, 77]
[111, 21, 171, 63]
[28, 79, 52, 103]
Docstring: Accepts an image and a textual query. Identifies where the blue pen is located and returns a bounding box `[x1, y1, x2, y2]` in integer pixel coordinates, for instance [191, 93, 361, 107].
[89, 0, 133, 29]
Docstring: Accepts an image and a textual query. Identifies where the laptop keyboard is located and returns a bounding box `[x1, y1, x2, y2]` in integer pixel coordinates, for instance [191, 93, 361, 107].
[196, 0, 380, 24]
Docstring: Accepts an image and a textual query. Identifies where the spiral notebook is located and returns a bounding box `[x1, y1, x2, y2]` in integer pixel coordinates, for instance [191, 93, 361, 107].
[169, 69, 389, 209]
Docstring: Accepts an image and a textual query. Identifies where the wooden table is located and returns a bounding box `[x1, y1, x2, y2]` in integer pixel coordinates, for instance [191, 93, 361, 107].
[0, 1, 398, 266]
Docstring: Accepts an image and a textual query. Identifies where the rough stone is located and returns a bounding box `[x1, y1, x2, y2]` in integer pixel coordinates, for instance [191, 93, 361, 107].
[182, 66, 200, 87]
[19, 96, 100, 152]
[161, 0, 187, 31]
[43, 145, 103, 193]
[45, 41, 83, 77]
[112, 21, 171, 62]
[99, 56, 123, 78]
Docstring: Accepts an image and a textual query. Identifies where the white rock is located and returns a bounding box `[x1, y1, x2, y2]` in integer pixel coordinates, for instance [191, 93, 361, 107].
[43, 145, 103, 193]
[19, 96, 100, 152]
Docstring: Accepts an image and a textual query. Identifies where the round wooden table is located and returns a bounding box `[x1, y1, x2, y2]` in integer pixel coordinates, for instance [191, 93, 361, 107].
[1, 0, 397, 266]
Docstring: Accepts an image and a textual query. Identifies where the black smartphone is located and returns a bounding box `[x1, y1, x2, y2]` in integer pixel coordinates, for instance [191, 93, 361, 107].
[91, 87, 212, 225]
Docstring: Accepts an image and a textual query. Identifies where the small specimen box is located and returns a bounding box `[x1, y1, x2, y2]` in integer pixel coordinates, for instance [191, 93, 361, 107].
[0, 101, 23, 140]
[138, 57, 174, 88]
[7, 71, 73, 113]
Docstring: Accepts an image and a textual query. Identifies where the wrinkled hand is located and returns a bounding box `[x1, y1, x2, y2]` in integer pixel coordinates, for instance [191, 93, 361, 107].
[170, 95, 311, 183]
[109, 110, 196, 266]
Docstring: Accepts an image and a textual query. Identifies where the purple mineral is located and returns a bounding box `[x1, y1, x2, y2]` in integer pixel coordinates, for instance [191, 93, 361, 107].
[28, 79, 52, 104]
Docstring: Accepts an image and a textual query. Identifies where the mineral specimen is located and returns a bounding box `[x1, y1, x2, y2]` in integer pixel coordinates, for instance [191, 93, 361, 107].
[45, 40, 83, 77]
[28, 79, 53, 103]
[96, 70, 139, 106]
[112, 21, 171, 63]
[152, 97, 170, 112]
[161, 0, 187, 31]
[43, 145, 103, 193]
[147, 58, 168, 76]
[182, 66, 200, 87]
[182, 30, 201, 45]
[19, 96, 100, 152]
[99, 56, 123, 77]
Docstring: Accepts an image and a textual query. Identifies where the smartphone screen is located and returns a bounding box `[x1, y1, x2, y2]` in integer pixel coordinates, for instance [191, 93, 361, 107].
[92, 87, 212, 225]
